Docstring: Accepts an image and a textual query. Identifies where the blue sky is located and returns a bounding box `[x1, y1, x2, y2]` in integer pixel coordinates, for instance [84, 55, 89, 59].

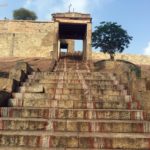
[0, 0, 150, 55]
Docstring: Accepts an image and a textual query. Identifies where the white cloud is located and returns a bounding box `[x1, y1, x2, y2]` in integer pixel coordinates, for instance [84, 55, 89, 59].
[144, 42, 150, 55]
[23, 0, 115, 20]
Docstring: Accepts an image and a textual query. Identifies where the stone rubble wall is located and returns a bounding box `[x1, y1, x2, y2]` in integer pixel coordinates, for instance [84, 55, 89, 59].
[92, 52, 150, 65]
[0, 20, 55, 57]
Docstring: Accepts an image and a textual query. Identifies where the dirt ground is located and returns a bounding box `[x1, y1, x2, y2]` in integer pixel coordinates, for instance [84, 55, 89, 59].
[0, 57, 52, 78]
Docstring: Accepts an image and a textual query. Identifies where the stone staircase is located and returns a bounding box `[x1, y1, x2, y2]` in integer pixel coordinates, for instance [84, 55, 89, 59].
[0, 56, 150, 149]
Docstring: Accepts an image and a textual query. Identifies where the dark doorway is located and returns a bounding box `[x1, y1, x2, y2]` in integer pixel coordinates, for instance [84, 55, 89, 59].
[59, 23, 87, 39]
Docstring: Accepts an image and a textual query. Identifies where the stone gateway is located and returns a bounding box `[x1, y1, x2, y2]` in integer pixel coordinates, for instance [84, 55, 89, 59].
[0, 12, 92, 60]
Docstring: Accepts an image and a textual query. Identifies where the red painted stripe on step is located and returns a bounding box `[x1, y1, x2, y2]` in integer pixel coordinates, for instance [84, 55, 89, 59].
[49, 136, 52, 148]
[0, 119, 4, 130]
[105, 138, 112, 149]
[43, 109, 48, 119]
[137, 123, 144, 133]
[55, 109, 59, 119]
[148, 139, 150, 149]
[36, 136, 41, 147]
[131, 111, 135, 120]
[132, 96, 135, 102]
[53, 122, 56, 132]
[89, 137, 94, 148]
[127, 102, 131, 109]
[143, 111, 147, 120]
[88, 123, 92, 132]
[137, 101, 141, 109]
[9, 108, 13, 117]
[83, 110, 87, 119]
[93, 102, 96, 109]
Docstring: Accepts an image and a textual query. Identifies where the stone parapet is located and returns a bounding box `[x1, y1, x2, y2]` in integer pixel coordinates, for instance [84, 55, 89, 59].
[92, 52, 150, 65]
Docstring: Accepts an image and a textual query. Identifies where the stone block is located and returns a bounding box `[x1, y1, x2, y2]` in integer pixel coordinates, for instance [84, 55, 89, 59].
[76, 110, 84, 119]
[135, 91, 150, 110]
[15, 62, 32, 74]
[79, 122, 89, 132]
[56, 109, 66, 119]
[54, 121, 66, 131]
[67, 121, 78, 132]
[130, 79, 146, 93]
[9, 68, 26, 82]
[67, 137, 78, 148]
[20, 85, 44, 93]
[79, 137, 94, 148]
[51, 136, 66, 148]
[0, 78, 17, 92]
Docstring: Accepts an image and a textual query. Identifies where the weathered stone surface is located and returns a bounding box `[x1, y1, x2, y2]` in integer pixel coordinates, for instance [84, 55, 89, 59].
[0, 21, 54, 57]
[131, 79, 146, 93]
[92, 51, 150, 65]
[135, 92, 150, 110]
[1, 56, 150, 149]
[20, 85, 44, 93]
[0, 78, 17, 92]
[15, 62, 32, 74]
[9, 68, 26, 82]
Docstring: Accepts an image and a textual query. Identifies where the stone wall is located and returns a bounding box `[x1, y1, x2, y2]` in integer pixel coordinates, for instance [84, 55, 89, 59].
[92, 52, 150, 65]
[0, 20, 55, 57]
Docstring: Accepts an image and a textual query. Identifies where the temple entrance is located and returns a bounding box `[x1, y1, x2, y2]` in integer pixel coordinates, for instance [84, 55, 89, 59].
[59, 23, 86, 59]
[52, 12, 92, 60]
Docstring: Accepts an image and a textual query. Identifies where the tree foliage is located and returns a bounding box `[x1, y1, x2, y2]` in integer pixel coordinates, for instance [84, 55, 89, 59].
[13, 8, 37, 20]
[92, 22, 133, 60]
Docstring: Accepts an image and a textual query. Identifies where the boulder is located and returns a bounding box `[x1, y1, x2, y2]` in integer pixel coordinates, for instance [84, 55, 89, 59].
[9, 62, 33, 82]
[0, 78, 18, 92]
[9, 68, 26, 82]
[15, 61, 33, 74]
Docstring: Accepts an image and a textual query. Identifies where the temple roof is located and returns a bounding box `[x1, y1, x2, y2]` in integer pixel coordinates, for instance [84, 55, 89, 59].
[52, 12, 91, 20]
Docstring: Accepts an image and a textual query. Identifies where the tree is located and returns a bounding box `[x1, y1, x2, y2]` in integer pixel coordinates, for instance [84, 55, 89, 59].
[13, 8, 37, 20]
[92, 22, 133, 60]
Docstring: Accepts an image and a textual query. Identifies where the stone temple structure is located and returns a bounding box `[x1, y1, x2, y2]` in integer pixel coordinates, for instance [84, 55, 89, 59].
[0, 12, 92, 60]
[0, 12, 150, 149]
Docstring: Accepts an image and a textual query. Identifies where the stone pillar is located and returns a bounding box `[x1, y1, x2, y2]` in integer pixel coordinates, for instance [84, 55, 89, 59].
[85, 23, 92, 60]
[83, 39, 86, 59]
[67, 40, 74, 53]
[53, 22, 59, 60]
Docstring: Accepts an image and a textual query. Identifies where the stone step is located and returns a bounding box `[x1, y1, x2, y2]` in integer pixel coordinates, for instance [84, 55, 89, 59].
[31, 71, 112, 77]
[44, 86, 124, 93]
[0, 107, 146, 120]
[12, 92, 130, 102]
[12, 93, 51, 100]
[54, 94, 131, 102]
[1, 118, 150, 133]
[8, 98, 141, 109]
[19, 85, 44, 93]
[39, 79, 82, 84]
[29, 74, 114, 81]
[0, 147, 66, 150]
[0, 131, 150, 149]
[0, 148, 141, 150]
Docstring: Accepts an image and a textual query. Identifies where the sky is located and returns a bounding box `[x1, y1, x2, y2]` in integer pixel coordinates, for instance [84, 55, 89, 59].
[0, 0, 150, 55]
